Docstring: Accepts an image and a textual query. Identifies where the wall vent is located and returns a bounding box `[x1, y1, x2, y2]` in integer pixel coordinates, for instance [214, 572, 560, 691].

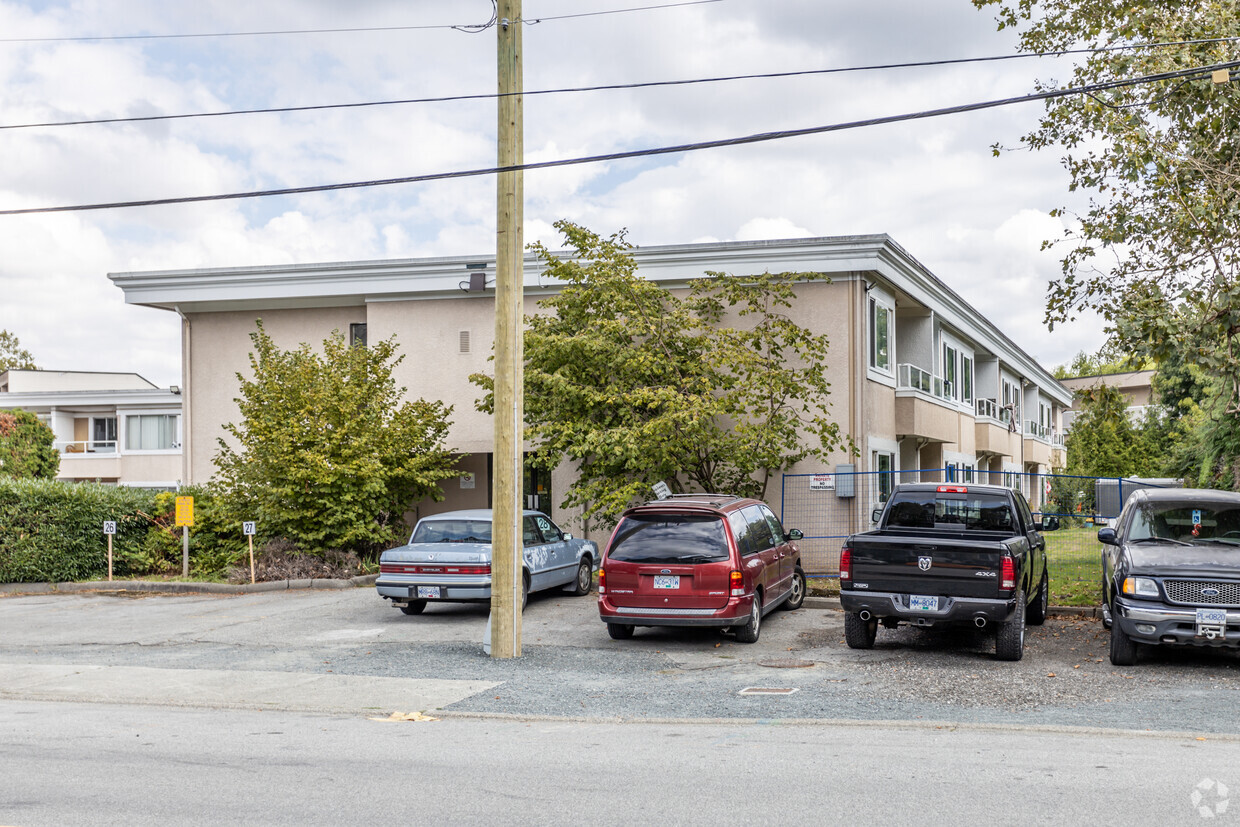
[459, 330, 471, 354]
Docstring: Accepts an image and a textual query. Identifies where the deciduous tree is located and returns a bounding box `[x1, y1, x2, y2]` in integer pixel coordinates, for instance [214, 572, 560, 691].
[0, 330, 36, 373]
[214, 322, 457, 554]
[0, 410, 58, 479]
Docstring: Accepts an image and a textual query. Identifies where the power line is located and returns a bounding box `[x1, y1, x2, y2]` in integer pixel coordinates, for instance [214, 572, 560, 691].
[1, 60, 1234, 217]
[0, 0, 714, 44]
[5, 35, 1240, 132]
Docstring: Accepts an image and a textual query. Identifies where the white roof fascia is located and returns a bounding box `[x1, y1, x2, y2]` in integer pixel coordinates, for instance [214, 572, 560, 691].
[0, 389, 182, 410]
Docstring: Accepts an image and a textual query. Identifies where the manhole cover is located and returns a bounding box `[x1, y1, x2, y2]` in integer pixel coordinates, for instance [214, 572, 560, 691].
[758, 659, 815, 669]
[738, 687, 800, 696]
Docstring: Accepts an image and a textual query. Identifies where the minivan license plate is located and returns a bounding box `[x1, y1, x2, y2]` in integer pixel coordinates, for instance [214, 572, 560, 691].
[653, 576, 680, 589]
[909, 595, 938, 612]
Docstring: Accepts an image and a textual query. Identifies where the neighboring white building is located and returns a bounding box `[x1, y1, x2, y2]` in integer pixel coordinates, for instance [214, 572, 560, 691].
[0, 369, 183, 488]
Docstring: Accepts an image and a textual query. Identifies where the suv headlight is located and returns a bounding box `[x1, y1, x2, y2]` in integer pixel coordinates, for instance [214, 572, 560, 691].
[1122, 576, 1160, 598]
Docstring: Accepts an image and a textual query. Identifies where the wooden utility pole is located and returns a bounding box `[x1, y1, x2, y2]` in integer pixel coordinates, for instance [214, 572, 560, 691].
[490, 0, 524, 658]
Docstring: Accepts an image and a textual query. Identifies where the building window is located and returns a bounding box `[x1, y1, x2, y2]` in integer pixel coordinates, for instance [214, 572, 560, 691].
[349, 323, 367, 348]
[961, 355, 973, 404]
[868, 297, 891, 372]
[126, 415, 179, 451]
[91, 417, 117, 453]
[942, 343, 957, 398]
[873, 451, 894, 502]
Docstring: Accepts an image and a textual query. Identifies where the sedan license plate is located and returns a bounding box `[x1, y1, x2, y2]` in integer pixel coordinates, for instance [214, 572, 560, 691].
[653, 575, 680, 590]
[416, 586, 441, 599]
[1196, 607, 1227, 637]
[909, 595, 938, 612]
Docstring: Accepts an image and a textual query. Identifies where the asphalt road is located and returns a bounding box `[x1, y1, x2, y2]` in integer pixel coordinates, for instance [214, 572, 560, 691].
[4, 700, 1238, 826]
[2, 586, 1240, 733]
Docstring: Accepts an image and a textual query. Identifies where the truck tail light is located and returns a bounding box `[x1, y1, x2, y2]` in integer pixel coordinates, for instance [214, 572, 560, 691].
[840, 546, 852, 581]
[937, 485, 968, 493]
[730, 570, 744, 596]
[598, 568, 606, 594]
[1000, 554, 1016, 591]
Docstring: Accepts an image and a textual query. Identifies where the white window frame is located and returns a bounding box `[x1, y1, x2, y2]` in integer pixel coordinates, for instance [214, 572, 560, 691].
[121, 411, 182, 454]
[940, 331, 974, 408]
[867, 288, 895, 381]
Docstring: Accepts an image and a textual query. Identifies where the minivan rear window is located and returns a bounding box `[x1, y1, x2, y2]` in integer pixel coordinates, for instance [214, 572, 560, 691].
[607, 514, 730, 564]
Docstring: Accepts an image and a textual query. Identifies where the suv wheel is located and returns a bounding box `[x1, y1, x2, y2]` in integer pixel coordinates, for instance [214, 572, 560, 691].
[782, 567, 806, 611]
[607, 623, 634, 640]
[1027, 570, 1049, 626]
[844, 611, 877, 649]
[735, 594, 762, 643]
[995, 590, 1026, 661]
[1109, 606, 1139, 666]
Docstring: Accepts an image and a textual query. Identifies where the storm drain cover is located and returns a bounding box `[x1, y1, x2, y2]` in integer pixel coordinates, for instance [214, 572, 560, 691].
[757, 659, 815, 669]
[738, 687, 800, 696]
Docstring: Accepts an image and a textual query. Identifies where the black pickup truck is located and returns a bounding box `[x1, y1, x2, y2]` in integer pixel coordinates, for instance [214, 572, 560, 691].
[839, 483, 1058, 661]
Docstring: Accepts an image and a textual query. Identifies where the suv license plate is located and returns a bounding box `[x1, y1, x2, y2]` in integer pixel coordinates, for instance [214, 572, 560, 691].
[417, 586, 441, 599]
[909, 595, 938, 612]
[653, 576, 680, 589]
[1196, 607, 1227, 636]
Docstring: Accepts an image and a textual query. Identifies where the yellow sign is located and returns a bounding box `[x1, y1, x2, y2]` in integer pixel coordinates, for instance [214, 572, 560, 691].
[175, 496, 194, 528]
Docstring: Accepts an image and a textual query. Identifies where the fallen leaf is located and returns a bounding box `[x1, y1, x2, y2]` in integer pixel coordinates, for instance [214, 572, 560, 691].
[1074, 665, 1080, 669]
[1047, 673, 1057, 678]
[370, 711, 438, 723]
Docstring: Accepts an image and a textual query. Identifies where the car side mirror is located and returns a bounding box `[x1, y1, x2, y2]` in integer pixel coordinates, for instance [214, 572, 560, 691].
[1035, 516, 1060, 532]
[1097, 527, 1118, 546]
[786, 529, 803, 542]
[871, 508, 883, 523]
[562, 532, 574, 540]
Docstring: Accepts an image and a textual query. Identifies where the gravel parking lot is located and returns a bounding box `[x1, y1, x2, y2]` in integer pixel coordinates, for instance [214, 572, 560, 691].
[3, 586, 1240, 733]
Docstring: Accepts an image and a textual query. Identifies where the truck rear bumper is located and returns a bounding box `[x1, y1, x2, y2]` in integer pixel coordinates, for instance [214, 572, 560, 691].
[840, 590, 1017, 627]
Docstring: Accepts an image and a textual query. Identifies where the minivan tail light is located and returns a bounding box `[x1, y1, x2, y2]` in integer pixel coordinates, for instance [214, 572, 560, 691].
[840, 546, 852, 581]
[730, 570, 744, 596]
[598, 568, 606, 595]
[1000, 554, 1016, 591]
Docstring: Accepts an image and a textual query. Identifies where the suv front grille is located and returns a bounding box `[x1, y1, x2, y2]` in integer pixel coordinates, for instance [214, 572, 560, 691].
[1164, 580, 1240, 607]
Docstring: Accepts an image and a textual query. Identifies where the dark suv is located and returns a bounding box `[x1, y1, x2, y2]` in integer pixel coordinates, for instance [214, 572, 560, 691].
[597, 494, 806, 643]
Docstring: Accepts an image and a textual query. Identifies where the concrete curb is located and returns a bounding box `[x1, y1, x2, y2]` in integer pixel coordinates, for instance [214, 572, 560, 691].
[0, 572, 379, 597]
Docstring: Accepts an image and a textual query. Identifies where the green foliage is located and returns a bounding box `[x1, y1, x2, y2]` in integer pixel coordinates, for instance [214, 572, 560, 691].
[0, 410, 59, 479]
[0, 330, 36, 372]
[213, 321, 458, 555]
[0, 478, 155, 582]
[125, 487, 243, 576]
[472, 221, 849, 525]
[975, 0, 1240, 475]
[1065, 385, 1167, 483]
[1051, 348, 1150, 379]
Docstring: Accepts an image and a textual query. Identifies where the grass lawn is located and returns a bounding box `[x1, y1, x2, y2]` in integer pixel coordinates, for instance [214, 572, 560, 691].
[806, 523, 1104, 608]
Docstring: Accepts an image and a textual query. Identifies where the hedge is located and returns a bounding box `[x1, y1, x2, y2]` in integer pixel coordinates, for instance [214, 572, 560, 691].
[0, 478, 159, 583]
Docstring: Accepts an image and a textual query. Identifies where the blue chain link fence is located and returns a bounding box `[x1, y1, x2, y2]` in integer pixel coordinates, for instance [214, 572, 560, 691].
[780, 469, 1175, 579]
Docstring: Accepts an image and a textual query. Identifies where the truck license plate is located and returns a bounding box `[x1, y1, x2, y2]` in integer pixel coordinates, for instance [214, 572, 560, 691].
[909, 595, 938, 612]
[417, 586, 441, 599]
[1196, 607, 1226, 637]
[653, 576, 680, 589]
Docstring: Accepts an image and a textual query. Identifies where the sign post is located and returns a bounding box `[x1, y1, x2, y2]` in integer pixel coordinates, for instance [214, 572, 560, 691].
[243, 521, 257, 584]
[175, 496, 194, 577]
[102, 520, 117, 581]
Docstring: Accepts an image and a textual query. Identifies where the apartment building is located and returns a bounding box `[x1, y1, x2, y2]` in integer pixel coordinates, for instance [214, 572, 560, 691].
[110, 234, 1071, 543]
[0, 369, 182, 488]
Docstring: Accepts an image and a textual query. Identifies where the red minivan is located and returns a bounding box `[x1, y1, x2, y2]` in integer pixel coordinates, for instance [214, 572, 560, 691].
[597, 494, 805, 643]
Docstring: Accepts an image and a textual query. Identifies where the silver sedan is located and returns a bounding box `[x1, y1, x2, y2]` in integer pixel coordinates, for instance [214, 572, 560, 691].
[376, 509, 599, 615]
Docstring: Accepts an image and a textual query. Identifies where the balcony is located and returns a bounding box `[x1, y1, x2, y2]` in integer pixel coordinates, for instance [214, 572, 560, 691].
[896, 364, 964, 443]
[897, 363, 954, 403]
[55, 440, 117, 455]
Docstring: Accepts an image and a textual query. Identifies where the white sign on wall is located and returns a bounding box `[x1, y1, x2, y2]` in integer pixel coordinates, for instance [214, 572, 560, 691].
[460, 472, 476, 490]
[809, 474, 835, 491]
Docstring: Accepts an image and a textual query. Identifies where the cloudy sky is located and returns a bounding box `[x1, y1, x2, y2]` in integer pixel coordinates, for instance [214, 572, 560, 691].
[0, 0, 1103, 388]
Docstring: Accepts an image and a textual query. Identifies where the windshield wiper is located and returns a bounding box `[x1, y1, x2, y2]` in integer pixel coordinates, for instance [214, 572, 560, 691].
[1131, 536, 1193, 546]
[1191, 538, 1240, 546]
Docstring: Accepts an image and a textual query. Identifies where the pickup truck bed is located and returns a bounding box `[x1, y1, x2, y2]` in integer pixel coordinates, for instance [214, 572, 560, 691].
[839, 483, 1055, 661]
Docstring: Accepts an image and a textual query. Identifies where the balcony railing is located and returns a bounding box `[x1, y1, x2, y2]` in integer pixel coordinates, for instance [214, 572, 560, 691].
[55, 440, 117, 455]
[975, 398, 1013, 424]
[897, 363, 953, 402]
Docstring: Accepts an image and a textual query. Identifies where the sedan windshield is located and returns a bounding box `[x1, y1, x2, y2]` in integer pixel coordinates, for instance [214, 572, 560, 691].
[410, 520, 493, 544]
[607, 514, 729, 564]
[1128, 504, 1240, 545]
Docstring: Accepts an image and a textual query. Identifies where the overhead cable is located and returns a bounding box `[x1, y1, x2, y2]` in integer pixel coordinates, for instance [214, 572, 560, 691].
[1, 60, 1235, 217]
[5, 35, 1240, 132]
